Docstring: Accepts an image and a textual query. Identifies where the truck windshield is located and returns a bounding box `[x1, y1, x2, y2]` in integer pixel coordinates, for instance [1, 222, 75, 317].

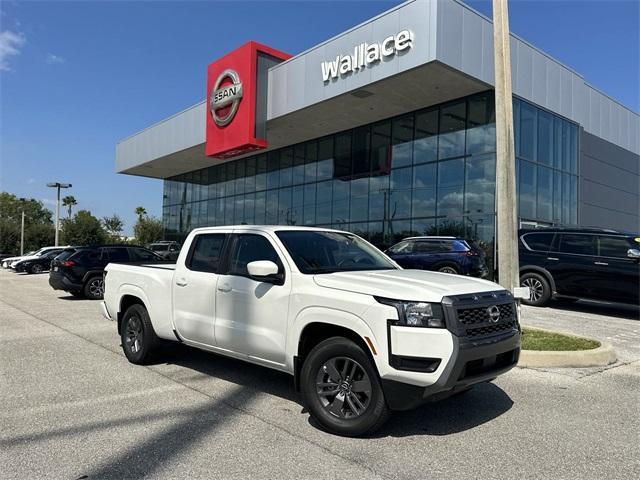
[276, 231, 397, 274]
[150, 244, 169, 251]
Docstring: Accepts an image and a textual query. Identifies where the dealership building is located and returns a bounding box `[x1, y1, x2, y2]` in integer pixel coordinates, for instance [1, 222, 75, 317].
[116, 0, 639, 267]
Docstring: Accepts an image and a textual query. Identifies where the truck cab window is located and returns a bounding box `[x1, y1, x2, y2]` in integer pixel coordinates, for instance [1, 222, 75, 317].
[229, 235, 281, 276]
[187, 234, 226, 273]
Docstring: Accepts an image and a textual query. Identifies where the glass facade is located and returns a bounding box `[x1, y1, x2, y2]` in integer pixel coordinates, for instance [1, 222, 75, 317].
[514, 98, 579, 226]
[162, 91, 579, 273]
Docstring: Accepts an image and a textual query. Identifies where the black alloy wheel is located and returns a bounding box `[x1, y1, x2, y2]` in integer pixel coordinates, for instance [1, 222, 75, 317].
[315, 356, 372, 419]
[301, 337, 389, 437]
[120, 304, 161, 364]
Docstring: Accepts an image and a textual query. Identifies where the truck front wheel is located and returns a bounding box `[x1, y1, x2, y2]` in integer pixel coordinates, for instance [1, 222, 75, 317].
[120, 304, 161, 365]
[301, 337, 389, 437]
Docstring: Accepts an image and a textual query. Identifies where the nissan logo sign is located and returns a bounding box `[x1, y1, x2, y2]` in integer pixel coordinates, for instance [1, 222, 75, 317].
[487, 306, 501, 323]
[210, 69, 243, 127]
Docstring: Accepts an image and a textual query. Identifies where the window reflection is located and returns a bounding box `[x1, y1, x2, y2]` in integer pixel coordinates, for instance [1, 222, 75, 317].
[162, 92, 579, 279]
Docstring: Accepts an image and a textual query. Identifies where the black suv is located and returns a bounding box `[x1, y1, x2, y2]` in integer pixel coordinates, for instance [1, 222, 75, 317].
[49, 245, 161, 300]
[519, 228, 640, 306]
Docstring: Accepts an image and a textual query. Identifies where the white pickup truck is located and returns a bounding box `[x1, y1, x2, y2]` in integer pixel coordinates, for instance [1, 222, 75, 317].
[102, 226, 520, 436]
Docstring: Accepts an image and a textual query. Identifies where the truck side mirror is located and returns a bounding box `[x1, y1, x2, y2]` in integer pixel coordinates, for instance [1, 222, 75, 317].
[627, 248, 640, 259]
[247, 260, 283, 284]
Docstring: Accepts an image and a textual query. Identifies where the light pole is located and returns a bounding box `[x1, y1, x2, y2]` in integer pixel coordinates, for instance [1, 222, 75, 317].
[46, 182, 72, 246]
[492, 0, 519, 293]
[20, 211, 25, 255]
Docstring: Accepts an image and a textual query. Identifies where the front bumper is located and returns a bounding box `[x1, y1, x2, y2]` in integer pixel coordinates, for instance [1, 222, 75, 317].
[382, 330, 520, 410]
[101, 301, 113, 321]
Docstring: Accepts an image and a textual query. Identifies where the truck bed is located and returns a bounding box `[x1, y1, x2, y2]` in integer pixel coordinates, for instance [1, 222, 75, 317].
[103, 261, 176, 338]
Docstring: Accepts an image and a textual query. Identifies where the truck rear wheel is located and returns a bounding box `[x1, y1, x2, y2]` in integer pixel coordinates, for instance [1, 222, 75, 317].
[120, 304, 161, 365]
[301, 336, 389, 437]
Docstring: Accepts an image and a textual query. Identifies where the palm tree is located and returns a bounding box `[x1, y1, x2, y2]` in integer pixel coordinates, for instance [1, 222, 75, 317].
[134, 206, 147, 220]
[62, 195, 77, 219]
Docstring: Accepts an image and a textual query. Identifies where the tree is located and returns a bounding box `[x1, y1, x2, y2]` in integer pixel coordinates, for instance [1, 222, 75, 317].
[134, 206, 147, 220]
[0, 192, 55, 254]
[60, 210, 107, 246]
[133, 215, 163, 246]
[62, 195, 77, 219]
[102, 214, 124, 238]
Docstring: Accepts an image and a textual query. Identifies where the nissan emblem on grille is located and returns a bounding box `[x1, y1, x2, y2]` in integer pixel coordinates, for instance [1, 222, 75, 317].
[487, 305, 501, 323]
[210, 69, 243, 127]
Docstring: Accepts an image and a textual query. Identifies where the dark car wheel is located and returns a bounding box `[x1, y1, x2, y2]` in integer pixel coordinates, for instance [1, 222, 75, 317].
[437, 264, 460, 275]
[29, 264, 43, 274]
[521, 272, 551, 307]
[83, 276, 105, 300]
[120, 304, 161, 365]
[301, 337, 389, 437]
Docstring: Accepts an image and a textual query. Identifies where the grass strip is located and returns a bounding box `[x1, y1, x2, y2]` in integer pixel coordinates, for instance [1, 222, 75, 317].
[521, 328, 600, 351]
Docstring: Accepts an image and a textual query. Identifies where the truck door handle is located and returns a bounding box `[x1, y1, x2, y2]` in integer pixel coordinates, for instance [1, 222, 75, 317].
[176, 278, 188, 287]
[594, 261, 609, 266]
[547, 257, 559, 261]
[217, 284, 232, 293]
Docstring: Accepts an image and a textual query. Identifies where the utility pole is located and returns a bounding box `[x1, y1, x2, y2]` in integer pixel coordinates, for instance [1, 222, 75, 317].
[46, 182, 72, 246]
[493, 0, 519, 294]
[20, 211, 25, 255]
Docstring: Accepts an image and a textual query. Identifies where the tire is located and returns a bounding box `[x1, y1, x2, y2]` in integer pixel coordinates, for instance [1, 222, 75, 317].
[30, 264, 43, 274]
[120, 303, 161, 365]
[83, 276, 105, 300]
[520, 272, 551, 306]
[301, 337, 389, 437]
[437, 264, 459, 275]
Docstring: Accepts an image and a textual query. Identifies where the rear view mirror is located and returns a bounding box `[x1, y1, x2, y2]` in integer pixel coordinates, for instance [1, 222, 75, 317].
[247, 260, 282, 284]
[627, 248, 640, 259]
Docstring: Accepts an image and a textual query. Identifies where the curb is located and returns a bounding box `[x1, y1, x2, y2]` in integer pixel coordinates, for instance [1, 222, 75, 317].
[518, 326, 617, 368]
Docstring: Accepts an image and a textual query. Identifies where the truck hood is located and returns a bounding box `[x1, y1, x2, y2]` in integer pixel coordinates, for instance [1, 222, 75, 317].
[313, 269, 503, 302]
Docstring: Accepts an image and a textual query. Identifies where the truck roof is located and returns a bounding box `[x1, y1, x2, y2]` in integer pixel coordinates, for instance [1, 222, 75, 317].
[189, 225, 348, 234]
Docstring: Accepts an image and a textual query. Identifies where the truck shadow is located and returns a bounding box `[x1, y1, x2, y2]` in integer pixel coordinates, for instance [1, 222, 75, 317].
[375, 382, 514, 437]
[163, 344, 302, 405]
[164, 344, 513, 437]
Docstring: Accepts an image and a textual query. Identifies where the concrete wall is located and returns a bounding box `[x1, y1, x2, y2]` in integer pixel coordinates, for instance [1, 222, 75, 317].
[579, 131, 640, 232]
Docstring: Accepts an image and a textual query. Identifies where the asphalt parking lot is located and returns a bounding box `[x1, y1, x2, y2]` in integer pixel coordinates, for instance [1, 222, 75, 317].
[1, 269, 639, 480]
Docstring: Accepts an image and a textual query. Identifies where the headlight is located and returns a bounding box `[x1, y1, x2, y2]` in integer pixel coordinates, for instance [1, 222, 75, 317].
[375, 297, 446, 328]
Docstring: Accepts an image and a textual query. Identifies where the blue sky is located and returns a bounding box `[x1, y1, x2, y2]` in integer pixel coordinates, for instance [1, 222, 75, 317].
[1, 0, 638, 235]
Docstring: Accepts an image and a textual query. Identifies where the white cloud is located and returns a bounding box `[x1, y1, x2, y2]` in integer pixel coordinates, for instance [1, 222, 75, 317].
[45, 53, 64, 65]
[0, 30, 25, 71]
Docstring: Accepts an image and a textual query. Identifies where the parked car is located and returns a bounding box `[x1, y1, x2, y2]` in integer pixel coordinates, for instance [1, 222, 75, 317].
[147, 241, 181, 261]
[2, 247, 63, 269]
[386, 236, 488, 277]
[49, 245, 162, 300]
[103, 226, 520, 436]
[519, 228, 640, 306]
[13, 248, 65, 274]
